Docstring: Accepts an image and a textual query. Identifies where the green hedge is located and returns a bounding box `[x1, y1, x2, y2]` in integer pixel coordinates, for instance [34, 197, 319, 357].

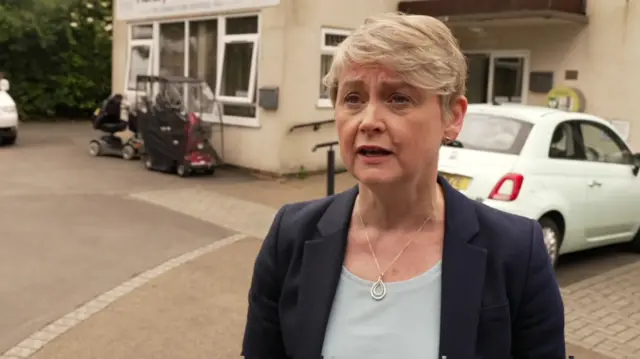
[0, 0, 113, 120]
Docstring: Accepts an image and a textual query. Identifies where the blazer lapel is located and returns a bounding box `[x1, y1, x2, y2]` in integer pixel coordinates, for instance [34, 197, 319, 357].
[297, 186, 358, 359]
[438, 177, 487, 359]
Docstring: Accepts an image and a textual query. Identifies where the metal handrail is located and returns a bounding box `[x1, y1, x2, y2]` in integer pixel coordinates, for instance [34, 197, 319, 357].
[289, 119, 335, 133]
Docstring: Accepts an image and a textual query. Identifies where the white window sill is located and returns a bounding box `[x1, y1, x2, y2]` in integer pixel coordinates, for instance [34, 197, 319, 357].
[202, 113, 260, 128]
[316, 98, 333, 109]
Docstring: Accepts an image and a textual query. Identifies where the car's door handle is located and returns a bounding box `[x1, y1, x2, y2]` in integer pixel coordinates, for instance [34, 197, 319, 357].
[588, 180, 602, 188]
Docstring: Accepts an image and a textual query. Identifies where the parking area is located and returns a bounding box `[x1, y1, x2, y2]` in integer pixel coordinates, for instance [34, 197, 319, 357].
[2, 122, 640, 358]
[0, 122, 241, 353]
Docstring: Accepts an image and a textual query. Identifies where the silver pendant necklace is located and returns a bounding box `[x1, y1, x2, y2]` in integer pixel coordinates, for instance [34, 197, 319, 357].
[356, 203, 431, 301]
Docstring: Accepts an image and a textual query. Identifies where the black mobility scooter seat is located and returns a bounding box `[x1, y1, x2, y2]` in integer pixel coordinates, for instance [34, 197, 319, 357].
[99, 121, 128, 133]
[93, 95, 127, 134]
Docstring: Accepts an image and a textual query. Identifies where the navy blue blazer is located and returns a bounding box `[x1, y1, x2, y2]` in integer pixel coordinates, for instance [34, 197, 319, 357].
[241, 177, 565, 359]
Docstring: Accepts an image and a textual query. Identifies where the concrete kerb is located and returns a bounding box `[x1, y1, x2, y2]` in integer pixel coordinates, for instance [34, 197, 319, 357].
[0, 233, 249, 359]
[128, 188, 277, 239]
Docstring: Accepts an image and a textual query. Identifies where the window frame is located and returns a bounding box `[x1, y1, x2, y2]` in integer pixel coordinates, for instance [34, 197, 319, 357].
[125, 39, 153, 92]
[574, 120, 634, 166]
[547, 120, 585, 161]
[125, 24, 154, 93]
[124, 13, 261, 128]
[317, 27, 352, 108]
[215, 30, 259, 105]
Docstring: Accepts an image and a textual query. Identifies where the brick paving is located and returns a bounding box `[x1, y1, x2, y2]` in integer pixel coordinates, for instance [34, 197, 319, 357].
[563, 261, 640, 358]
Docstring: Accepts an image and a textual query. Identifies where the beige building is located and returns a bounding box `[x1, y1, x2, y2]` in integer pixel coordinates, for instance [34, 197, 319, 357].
[112, 0, 639, 175]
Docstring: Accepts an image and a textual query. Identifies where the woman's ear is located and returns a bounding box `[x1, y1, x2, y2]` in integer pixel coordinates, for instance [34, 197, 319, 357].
[443, 95, 468, 140]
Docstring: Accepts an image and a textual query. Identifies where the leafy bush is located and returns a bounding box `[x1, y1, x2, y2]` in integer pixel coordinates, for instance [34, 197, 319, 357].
[0, 0, 113, 119]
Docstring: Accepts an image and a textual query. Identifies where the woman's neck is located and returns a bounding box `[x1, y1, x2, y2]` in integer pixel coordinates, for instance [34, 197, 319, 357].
[356, 177, 444, 231]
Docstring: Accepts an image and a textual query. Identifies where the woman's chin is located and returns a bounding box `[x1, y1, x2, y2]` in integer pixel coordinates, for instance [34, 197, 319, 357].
[354, 168, 400, 186]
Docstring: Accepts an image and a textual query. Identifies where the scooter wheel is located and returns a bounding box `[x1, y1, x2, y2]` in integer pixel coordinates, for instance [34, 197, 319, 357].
[122, 145, 136, 160]
[142, 155, 153, 170]
[89, 141, 101, 157]
[177, 164, 190, 177]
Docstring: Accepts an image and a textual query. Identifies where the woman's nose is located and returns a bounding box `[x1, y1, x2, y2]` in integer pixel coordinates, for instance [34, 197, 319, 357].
[359, 103, 385, 133]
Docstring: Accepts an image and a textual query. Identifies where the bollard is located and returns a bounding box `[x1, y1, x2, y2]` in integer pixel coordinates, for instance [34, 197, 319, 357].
[312, 140, 339, 197]
[326, 146, 335, 196]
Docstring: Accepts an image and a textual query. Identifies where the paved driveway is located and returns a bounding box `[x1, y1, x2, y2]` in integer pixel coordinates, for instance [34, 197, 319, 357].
[0, 122, 236, 353]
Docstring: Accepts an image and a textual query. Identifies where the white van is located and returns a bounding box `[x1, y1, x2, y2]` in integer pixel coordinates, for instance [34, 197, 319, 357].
[0, 79, 18, 145]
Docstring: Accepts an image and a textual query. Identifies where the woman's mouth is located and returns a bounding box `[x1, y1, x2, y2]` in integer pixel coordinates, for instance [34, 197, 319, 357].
[357, 146, 393, 157]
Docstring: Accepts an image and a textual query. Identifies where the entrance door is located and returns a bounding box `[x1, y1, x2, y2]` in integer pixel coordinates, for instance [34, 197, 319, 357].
[466, 53, 490, 104]
[490, 53, 527, 104]
[464, 51, 529, 105]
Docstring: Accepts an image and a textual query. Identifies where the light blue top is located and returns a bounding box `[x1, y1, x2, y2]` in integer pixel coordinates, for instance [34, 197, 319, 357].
[322, 262, 443, 359]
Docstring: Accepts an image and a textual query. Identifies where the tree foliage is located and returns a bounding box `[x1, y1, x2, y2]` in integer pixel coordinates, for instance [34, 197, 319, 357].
[0, 0, 113, 119]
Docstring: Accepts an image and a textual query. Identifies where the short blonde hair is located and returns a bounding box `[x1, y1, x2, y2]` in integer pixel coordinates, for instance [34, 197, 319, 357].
[322, 12, 467, 120]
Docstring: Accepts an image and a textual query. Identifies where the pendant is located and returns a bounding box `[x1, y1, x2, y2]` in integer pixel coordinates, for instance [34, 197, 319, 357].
[370, 277, 387, 301]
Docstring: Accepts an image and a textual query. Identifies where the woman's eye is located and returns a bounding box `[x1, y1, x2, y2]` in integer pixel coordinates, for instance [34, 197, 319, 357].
[344, 93, 362, 104]
[389, 93, 411, 104]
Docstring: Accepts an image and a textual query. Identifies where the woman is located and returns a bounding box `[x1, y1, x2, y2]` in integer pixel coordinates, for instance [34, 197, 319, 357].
[242, 12, 565, 359]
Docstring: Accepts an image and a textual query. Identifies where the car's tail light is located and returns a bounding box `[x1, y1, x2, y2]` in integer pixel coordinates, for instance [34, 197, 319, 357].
[488, 173, 524, 201]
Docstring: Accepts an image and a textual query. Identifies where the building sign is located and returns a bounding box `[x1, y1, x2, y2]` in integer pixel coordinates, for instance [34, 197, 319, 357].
[546, 86, 586, 113]
[116, 0, 280, 21]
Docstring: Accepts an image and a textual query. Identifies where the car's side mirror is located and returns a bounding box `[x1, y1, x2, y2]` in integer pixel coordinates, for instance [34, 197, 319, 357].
[0, 79, 9, 92]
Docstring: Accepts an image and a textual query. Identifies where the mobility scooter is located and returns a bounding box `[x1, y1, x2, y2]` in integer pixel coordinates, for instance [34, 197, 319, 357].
[89, 94, 143, 160]
[135, 75, 223, 177]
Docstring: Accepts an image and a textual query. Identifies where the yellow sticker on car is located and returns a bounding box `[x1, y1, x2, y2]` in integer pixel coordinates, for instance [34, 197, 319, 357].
[439, 172, 472, 191]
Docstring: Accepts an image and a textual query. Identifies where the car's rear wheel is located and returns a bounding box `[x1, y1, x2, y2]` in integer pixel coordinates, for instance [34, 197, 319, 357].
[539, 217, 561, 267]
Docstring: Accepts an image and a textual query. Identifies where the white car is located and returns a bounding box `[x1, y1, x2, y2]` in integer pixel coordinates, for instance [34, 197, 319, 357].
[0, 79, 18, 145]
[439, 103, 640, 265]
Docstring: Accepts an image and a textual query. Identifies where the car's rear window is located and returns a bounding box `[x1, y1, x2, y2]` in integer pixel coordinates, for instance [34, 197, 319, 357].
[454, 113, 533, 155]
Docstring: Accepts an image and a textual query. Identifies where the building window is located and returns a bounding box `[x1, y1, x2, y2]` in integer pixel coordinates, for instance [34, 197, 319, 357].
[124, 14, 260, 127]
[318, 28, 350, 108]
[463, 51, 529, 105]
[189, 20, 218, 91]
[189, 19, 218, 115]
[159, 22, 186, 78]
[216, 15, 259, 119]
[126, 25, 153, 91]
